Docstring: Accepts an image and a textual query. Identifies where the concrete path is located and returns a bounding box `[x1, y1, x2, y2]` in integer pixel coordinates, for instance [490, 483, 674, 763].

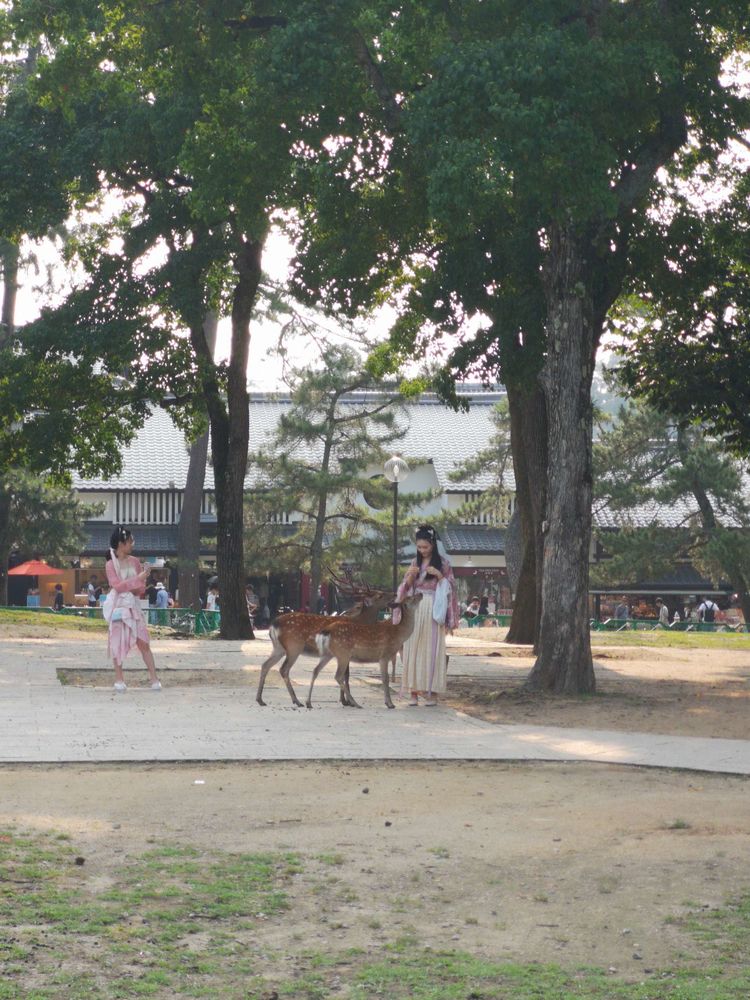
[2, 633, 750, 774]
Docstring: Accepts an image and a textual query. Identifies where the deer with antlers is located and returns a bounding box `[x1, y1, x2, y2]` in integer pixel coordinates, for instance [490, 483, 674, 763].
[255, 571, 393, 708]
[306, 592, 423, 710]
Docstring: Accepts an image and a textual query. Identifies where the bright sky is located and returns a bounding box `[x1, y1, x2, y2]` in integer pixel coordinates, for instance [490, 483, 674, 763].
[15, 223, 370, 390]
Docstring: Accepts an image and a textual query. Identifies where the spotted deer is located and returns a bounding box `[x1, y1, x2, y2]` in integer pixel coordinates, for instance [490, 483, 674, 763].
[308, 592, 424, 710]
[255, 588, 393, 708]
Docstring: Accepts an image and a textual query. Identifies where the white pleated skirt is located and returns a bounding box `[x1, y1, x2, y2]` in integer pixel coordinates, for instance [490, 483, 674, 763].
[400, 593, 448, 695]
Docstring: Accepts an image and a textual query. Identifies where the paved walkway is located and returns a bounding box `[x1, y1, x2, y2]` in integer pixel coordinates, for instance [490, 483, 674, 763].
[1, 632, 750, 773]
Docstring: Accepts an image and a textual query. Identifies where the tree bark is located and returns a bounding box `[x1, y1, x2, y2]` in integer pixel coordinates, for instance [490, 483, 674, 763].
[1, 241, 19, 342]
[176, 311, 218, 610]
[0, 243, 18, 603]
[210, 240, 261, 639]
[506, 380, 548, 647]
[0, 486, 11, 606]
[525, 222, 596, 693]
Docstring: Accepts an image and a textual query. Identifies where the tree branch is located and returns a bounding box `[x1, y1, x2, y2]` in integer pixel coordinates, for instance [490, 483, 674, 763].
[613, 109, 688, 212]
[351, 30, 402, 133]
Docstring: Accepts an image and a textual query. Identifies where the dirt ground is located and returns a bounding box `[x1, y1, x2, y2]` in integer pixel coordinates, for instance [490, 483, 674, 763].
[2, 761, 749, 979]
[443, 637, 750, 740]
[4, 622, 750, 979]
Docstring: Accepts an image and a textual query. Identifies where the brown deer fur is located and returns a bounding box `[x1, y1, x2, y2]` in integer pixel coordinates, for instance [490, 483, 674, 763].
[308, 593, 423, 709]
[255, 595, 391, 707]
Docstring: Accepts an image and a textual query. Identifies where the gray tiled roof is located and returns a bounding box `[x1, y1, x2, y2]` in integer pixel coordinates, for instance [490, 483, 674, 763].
[73, 390, 510, 493]
[443, 525, 506, 553]
[81, 523, 216, 556]
[593, 472, 750, 530]
[591, 564, 730, 594]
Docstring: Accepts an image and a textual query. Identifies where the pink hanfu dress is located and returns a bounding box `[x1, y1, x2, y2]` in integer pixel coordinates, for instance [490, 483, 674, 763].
[104, 555, 150, 664]
[395, 557, 459, 696]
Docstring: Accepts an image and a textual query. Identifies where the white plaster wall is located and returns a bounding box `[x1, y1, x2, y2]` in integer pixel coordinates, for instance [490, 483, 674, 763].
[452, 554, 506, 569]
[358, 462, 443, 520]
[76, 492, 115, 521]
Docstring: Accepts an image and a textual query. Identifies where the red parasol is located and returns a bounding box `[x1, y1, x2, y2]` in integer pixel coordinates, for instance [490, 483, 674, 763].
[8, 560, 63, 576]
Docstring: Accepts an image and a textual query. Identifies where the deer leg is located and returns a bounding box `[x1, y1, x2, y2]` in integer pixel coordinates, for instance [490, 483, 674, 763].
[380, 657, 395, 709]
[278, 654, 303, 708]
[390, 647, 401, 683]
[340, 665, 350, 706]
[256, 648, 285, 706]
[336, 658, 362, 709]
[305, 652, 333, 709]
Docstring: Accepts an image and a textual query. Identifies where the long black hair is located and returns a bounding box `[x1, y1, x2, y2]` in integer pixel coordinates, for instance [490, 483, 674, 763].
[415, 524, 443, 572]
[106, 525, 133, 560]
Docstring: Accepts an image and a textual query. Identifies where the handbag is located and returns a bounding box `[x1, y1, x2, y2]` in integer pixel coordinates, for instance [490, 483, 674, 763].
[111, 608, 124, 622]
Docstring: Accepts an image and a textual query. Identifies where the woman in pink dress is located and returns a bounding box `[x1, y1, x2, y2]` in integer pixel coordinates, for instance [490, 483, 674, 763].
[395, 524, 459, 706]
[103, 526, 161, 692]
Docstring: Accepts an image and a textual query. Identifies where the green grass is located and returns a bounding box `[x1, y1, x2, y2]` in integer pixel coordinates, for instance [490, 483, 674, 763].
[590, 629, 750, 651]
[0, 609, 108, 632]
[3, 827, 750, 999]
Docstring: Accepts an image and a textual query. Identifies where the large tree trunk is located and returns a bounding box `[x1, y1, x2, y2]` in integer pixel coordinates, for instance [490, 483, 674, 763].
[211, 239, 262, 640]
[1, 240, 19, 339]
[525, 222, 596, 693]
[730, 568, 750, 630]
[0, 486, 11, 606]
[0, 243, 18, 604]
[506, 380, 547, 647]
[177, 311, 218, 610]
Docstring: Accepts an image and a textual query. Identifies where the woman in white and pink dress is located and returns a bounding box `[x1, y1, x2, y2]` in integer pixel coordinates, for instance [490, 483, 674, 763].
[395, 524, 459, 706]
[103, 526, 161, 692]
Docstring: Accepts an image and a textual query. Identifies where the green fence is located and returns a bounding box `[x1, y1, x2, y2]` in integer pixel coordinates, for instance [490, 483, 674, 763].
[463, 613, 513, 628]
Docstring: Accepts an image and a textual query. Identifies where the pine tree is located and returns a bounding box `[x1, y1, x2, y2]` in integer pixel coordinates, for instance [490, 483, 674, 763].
[593, 401, 750, 623]
[246, 344, 420, 598]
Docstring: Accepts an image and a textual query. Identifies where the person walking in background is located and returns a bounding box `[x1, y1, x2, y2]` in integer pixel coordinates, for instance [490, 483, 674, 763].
[206, 585, 219, 612]
[154, 581, 169, 626]
[614, 598, 629, 622]
[697, 596, 718, 624]
[87, 575, 99, 609]
[103, 526, 161, 693]
[245, 584, 259, 619]
[52, 584, 64, 611]
[656, 597, 670, 627]
[145, 574, 158, 625]
[396, 524, 459, 707]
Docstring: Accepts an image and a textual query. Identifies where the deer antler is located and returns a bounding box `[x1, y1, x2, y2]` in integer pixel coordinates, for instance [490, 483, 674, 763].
[327, 566, 393, 604]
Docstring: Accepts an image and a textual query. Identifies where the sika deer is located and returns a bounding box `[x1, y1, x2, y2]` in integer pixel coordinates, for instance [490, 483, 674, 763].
[308, 592, 423, 710]
[255, 591, 392, 707]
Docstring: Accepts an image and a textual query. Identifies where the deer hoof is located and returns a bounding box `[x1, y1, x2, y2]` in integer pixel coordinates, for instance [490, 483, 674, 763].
[256, 697, 266, 707]
[386, 702, 395, 710]
[305, 701, 313, 710]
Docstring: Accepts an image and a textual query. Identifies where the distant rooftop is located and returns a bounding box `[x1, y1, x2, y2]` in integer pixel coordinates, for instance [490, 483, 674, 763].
[73, 387, 510, 494]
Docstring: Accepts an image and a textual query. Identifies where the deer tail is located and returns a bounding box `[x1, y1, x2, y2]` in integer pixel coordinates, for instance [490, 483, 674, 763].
[315, 630, 331, 655]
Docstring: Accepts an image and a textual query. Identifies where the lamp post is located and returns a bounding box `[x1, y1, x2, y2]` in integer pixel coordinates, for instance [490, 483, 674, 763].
[383, 454, 410, 593]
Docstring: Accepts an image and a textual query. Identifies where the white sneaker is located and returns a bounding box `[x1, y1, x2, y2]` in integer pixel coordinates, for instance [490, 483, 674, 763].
[150, 680, 162, 691]
[113, 681, 127, 693]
